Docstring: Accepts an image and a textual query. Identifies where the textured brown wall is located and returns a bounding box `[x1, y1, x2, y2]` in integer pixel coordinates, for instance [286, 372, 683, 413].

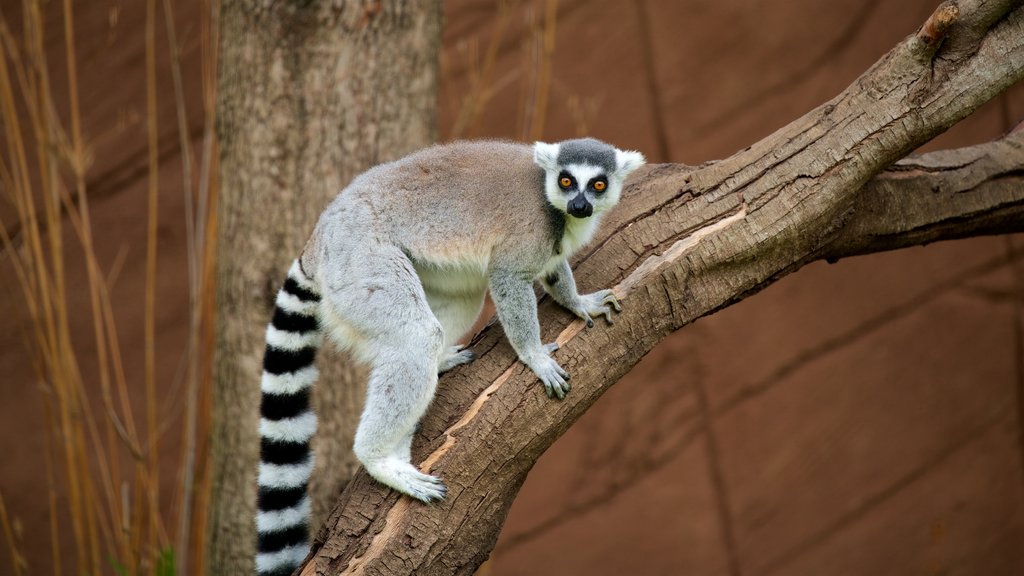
[0, 1, 1021, 574]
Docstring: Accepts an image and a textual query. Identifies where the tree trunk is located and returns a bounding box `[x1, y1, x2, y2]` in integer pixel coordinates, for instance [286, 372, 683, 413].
[208, 3, 441, 574]
[300, 1, 1024, 574]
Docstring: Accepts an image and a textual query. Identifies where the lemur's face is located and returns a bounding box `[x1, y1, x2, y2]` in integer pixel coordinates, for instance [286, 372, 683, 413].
[533, 138, 645, 219]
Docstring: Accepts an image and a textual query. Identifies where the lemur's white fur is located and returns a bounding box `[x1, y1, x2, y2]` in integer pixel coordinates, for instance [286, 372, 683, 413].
[260, 365, 319, 395]
[255, 545, 307, 575]
[254, 138, 644, 576]
[265, 326, 321, 351]
[258, 459, 316, 488]
[255, 498, 311, 533]
[259, 412, 317, 442]
[616, 148, 647, 176]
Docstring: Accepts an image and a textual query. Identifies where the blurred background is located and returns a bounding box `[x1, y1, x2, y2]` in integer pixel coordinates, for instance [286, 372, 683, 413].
[1, 0, 1022, 575]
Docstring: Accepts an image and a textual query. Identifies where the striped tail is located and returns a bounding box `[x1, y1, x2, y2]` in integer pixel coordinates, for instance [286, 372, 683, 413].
[256, 260, 321, 576]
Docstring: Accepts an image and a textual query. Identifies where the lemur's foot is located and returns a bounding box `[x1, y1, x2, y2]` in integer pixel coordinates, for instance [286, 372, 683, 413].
[438, 345, 476, 374]
[526, 344, 570, 400]
[576, 289, 622, 327]
[364, 457, 447, 503]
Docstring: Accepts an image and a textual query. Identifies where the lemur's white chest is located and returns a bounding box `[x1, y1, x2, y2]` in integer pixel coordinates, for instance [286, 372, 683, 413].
[414, 258, 490, 296]
[562, 215, 601, 255]
[541, 215, 601, 276]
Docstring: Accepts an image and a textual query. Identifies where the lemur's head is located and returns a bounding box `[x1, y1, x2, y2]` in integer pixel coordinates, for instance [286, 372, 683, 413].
[533, 138, 645, 219]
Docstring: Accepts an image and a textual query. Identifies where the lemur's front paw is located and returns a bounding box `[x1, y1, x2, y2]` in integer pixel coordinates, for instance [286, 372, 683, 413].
[576, 289, 622, 327]
[525, 346, 570, 400]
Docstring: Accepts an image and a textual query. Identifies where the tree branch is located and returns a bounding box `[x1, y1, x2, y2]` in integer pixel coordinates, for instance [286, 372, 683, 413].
[826, 129, 1024, 259]
[300, 2, 1024, 574]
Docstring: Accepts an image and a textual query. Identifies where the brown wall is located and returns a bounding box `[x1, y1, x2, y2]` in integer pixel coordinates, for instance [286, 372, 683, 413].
[1, 0, 1021, 574]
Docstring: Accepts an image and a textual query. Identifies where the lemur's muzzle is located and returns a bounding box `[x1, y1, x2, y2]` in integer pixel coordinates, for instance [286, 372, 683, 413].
[567, 195, 593, 218]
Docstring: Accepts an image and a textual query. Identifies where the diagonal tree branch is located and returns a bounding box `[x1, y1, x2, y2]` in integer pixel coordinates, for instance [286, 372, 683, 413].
[301, 2, 1024, 574]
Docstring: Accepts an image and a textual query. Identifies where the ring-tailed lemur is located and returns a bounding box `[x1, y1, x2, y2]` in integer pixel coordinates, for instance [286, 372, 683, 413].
[255, 138, 644, 575]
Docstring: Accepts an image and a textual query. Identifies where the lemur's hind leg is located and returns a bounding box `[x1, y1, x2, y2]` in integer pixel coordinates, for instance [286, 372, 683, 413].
[425, 290, 486, 373]
[321, 248, 448, 503]
[355, 335, 447, 502]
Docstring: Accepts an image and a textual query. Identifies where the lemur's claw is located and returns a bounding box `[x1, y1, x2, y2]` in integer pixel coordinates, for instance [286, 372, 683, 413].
[578, 289, 622, 326]
[366, 460, 448, 503]
[544, 379, 570, 400]
[529, 348, 570, 400]
[438, 346, 477, 373]
[605, 291, 623, 312]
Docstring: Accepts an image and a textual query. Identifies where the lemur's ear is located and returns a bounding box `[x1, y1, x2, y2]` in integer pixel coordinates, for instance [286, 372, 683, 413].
[615, 148, 646, 179]
[533, 142, 560, 171]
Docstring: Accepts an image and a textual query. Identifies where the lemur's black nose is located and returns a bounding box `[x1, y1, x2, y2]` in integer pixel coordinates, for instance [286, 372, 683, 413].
[568, 196, 593, 218]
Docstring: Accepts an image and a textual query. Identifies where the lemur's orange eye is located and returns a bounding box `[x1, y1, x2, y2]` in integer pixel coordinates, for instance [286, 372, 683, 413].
[593, 179, 607, 192]
[559, 176, 572, 189]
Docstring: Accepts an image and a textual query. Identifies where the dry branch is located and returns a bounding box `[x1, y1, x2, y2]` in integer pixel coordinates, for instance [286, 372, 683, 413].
[300, 2, 1024, 574]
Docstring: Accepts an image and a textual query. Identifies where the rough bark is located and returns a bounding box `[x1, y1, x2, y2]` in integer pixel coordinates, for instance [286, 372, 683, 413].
[300, 2, 1024, 575]
[209, 2, 441, 574]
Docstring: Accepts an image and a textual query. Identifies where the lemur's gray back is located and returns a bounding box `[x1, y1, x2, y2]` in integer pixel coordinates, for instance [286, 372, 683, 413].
[302, 141, 561, 278]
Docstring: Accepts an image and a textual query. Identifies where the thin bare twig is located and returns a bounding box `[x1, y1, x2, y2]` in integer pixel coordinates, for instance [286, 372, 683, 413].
[0, 491, 26, 576]
[144, 0, 166, 555]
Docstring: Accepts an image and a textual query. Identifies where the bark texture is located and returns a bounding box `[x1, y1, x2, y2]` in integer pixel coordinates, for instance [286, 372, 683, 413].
[300, 2, 1024, 575]
[209, 2, 441, 574]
